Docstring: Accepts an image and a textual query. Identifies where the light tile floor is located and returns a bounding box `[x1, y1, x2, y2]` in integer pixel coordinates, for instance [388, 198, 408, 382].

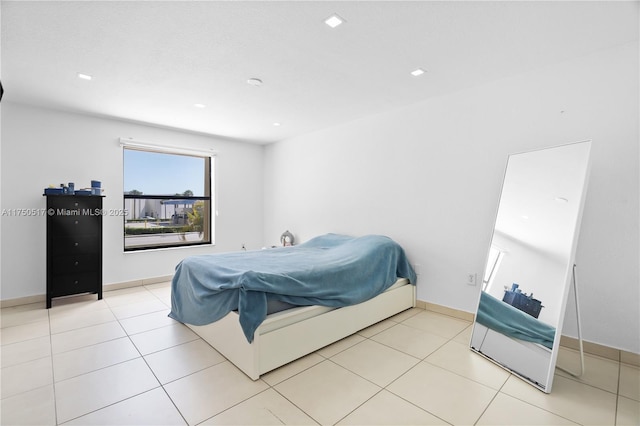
[1, 282, 639, 425]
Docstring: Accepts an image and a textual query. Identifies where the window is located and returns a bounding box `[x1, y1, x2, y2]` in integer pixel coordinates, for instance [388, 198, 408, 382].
[482, 245, 504, 292]
[123, 145, 213, 251]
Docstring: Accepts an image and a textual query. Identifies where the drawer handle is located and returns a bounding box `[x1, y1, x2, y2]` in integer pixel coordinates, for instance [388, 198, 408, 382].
[74, 220, 79, 225]
[74, 202, 79, 207]
[74, 261, 79, 266]
[74, 280, 79, 285]
[74, 242, 79, 247]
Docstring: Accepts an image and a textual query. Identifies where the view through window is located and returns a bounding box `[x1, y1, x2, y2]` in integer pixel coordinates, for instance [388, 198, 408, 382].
[123, 147, 212, 251]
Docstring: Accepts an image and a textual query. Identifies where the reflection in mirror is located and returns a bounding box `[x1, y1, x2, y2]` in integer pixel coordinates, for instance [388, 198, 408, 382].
[470, 141, 591, 393]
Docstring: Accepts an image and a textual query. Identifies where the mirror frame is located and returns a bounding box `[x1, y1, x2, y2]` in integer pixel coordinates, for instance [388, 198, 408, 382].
[470, 140, 592, 393]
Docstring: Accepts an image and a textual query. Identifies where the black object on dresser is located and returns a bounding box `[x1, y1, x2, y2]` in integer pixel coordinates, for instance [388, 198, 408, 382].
[46, 195, 103, 308]
[502, 290, 543, 319]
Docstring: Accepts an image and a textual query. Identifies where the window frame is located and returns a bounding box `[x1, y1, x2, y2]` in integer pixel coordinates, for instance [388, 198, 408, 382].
[482, 244, 505, 292]
[121, 139, 215, 252]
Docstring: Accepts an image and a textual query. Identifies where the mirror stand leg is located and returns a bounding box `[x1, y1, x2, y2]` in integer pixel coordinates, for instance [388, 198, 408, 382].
[557, 264, 585, 377]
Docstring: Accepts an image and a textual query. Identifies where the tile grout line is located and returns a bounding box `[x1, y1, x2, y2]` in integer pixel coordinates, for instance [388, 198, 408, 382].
[379, 328, 472, 426]
[56, 287, 187, 426]
[5, 293, 632, 425]
[117, 285, 190, 426]
[47, 306, 60, 425]
[52, 289, 166, 424]
[614, 359, 621, 425]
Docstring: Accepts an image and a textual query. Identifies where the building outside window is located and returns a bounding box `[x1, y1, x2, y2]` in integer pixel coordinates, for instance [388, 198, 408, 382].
[123, 146, 213, 251]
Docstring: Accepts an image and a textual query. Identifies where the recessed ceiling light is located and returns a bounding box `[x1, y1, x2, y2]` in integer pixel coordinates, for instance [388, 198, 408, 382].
[555, 197, 569, 203]
[411, 68, 426, 77]
[273, 122, 281, 127]
[77, 73, 93, 81]
[325, 14, 344, 28]
[194, 103, 206, 108]
[521, 215, 529, 220]
[247, 78, 263, 87]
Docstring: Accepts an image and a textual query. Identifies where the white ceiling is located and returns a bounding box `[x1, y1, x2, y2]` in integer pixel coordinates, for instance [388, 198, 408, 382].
[1, 1, 637, 144]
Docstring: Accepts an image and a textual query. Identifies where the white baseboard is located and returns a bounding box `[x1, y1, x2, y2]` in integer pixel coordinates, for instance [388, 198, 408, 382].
[417, 299, 640, 367]
[1, 288, 636, 367]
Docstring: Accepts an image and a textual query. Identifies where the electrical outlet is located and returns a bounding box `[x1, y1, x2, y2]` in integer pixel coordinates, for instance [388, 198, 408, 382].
[466, 272, 477, 286]
[413, 264, 421, 275]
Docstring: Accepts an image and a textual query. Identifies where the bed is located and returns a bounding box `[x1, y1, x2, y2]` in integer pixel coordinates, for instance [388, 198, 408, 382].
[475, 291, 555, 349]
[169, 233, 417, 380]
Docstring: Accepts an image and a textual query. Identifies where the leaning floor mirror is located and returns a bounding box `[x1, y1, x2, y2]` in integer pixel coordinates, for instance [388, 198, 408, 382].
[470, 140, 592, 393]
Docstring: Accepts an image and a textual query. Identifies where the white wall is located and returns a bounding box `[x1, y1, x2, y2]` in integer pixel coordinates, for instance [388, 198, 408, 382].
[1, 103, 265, 300]
[263, 42, 639, 353]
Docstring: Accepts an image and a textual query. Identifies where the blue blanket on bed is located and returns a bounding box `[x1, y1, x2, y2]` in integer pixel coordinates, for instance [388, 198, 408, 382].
[476, 291, 556, 349]
[169, 234, 417, 342]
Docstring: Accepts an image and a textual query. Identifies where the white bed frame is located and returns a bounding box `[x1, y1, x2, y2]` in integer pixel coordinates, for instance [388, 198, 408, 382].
[186, 279, 416, 380]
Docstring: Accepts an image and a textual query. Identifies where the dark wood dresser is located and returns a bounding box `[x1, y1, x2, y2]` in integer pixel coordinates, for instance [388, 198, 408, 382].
[46, 195, 103, 308]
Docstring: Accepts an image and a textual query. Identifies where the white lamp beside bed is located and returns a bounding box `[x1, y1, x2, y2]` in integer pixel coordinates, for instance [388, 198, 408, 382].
[280, 230, 294, 246]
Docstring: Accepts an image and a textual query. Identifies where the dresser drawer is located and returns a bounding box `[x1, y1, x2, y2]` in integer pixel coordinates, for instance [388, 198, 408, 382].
[51, 254, 99, 275]
[47, 195, 101, 211]
[50, 273, 99, 297]
[48, 214, 100, 236]
[51, 234, 99, 254]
